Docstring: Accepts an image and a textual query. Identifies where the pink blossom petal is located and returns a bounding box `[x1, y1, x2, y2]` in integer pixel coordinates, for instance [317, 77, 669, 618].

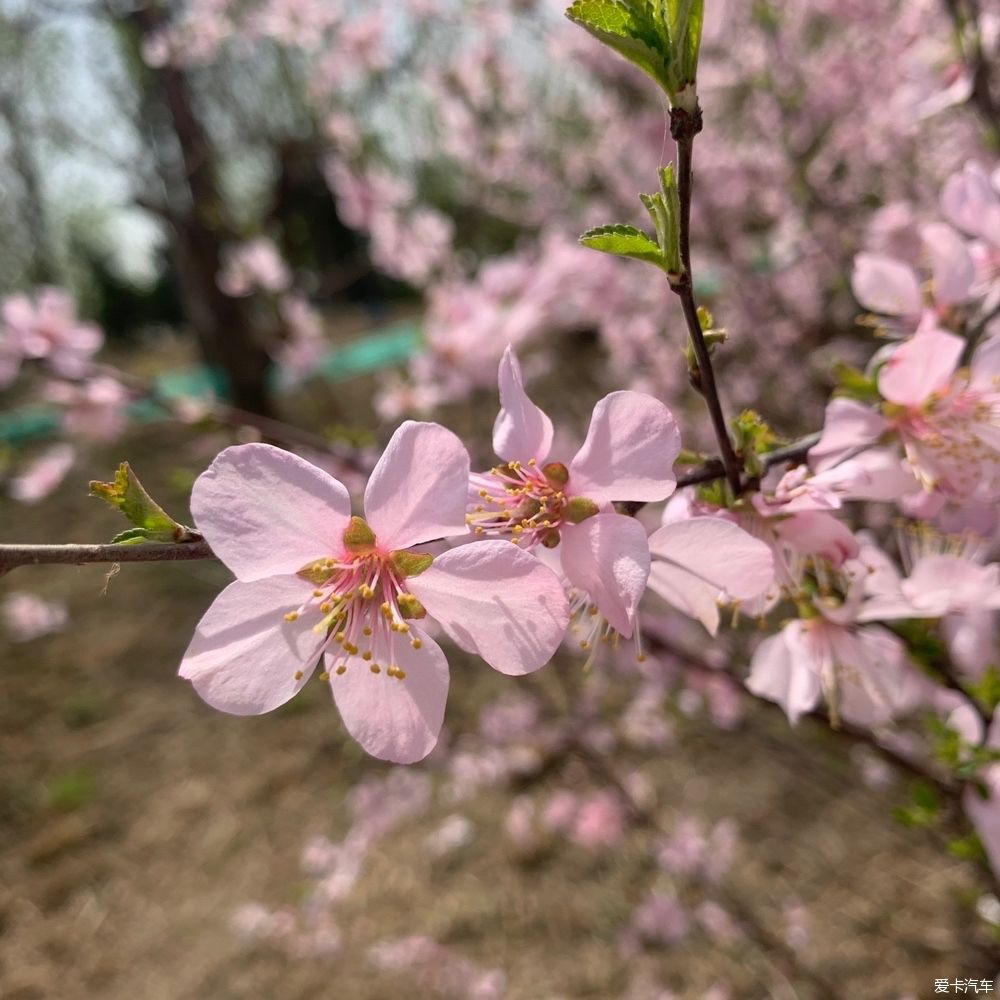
[922, 223, 975, 306]
[851, 253, 923, 318]
[559, 513, 650, 637]
[746, 623, 822, 724]
[492, 345, 554, 463]
[192, 443, 352, 581]
[772, 511, 859, 567]
[363, 421, 470, 550]
[901, 556, 1000, 616]
[809, 398, 888, 473]
[646, 518, 774, 634]
[941, 162, 1000, 245]
[408, 540, 569, 675]
[971, 335, 1000, 389]
[833, 626, 927, 728]
[877, 327, 963, 406]
[330, 627, 449, 764]
[180, 576, 321, 714]
[569, 391, 680, 505]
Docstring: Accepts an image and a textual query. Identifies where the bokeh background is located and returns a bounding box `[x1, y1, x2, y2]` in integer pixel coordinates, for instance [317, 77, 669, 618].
[1, 1, 999, 997]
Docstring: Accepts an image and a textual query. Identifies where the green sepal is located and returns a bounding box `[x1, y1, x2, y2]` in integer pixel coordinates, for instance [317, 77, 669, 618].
[397, 593, 427, 619]
[390, 550, 434, 578]
[343, 516, 376, 553]
[543, 462, 570, 487]
[833, 362, 880, 403]
[90, 462, 195, 543]
[297, 559, 335, 586]
[566, 496, 600, 524]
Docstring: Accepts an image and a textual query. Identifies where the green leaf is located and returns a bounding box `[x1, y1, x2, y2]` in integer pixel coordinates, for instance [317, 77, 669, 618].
[665, 0, 703, 91]
[111, 527, 158, 545]
[90, 462, 196, 543]
[579, 224, 666, 268]
[565, 0, 672, 93]
[971, 665, 1000, 713]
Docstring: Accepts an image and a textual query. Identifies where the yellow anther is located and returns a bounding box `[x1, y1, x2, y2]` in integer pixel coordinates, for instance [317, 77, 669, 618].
[294, 670, 304, 680]
[395, 670, 406, 680]
[411, 638, 422, 650]
[335, 665, 346, 675]
[320, 602, 332, 614]
[319, 670, 331, 682]
[363, 626, 373, 636]
[284, 611, 300, 622]
[313, 589, 324, 598]
[363, 650, 373, 661]
[345, 642, 359, 656]
[370, 664, 381, 674]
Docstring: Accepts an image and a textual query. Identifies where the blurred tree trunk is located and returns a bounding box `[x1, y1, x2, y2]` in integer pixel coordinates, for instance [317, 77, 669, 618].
[125, 5, 274, 416]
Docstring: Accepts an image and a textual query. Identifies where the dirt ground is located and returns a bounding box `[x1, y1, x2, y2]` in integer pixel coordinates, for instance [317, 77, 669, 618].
[2, 363, 999, 1000]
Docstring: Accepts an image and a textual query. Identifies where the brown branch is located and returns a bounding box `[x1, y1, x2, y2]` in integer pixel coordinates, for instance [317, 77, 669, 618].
[0, 540, 216, 576]
[674, 432, 821, 490]
[669, 104, 743, 496]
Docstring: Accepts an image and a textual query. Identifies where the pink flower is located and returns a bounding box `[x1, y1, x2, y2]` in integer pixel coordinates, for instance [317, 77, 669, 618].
[217, 237, 291, 297]
[45, 376, 131, 442]
[180, 422, 569, 763]
[811, 328, 1000, 502]
[7, 443, 76, 504]
[1, 287, 103, 377]
[646, 517, 775, 634]
[469, 346, 678, 640]
[570, 790, 626, 849]
[746, 597, 924, 727]
[860, 553, 1000, 622]
[852, 252, 924, 322]
[1, 592, 69, 642]
[941, 162, 1000, 250]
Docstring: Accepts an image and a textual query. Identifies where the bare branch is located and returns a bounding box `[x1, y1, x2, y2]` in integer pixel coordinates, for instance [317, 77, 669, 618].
[0, 540, 216, 576]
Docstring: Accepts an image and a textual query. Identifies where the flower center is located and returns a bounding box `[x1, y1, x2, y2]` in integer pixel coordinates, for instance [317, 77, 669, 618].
[287, 517, 430, 683]
[467, 459, 598, 547]
[889, 380, 1000, 496]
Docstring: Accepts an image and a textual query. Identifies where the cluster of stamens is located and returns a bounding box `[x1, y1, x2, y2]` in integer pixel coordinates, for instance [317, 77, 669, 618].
[467, 458, 567, 546]
[894, 518, 984, 573]
[567, 589, 646, 672]
[283, 518, 428, 685]
[467, 458, 597, 546]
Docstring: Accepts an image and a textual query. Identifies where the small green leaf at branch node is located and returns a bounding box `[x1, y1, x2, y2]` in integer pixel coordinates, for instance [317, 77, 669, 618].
[579, 224, 669, 270]
[90, 462, 197, 544]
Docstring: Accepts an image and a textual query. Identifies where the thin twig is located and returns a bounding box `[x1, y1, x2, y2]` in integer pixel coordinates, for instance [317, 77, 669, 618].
[669, 105, 743, 496]
[0, 540, 216, 576]
[674, 432, 821, 490]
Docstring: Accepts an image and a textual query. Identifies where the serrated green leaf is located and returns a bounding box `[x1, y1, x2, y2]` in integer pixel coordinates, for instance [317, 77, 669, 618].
[565, 0, 672, 92]
[580, 224, 666, 268]
[90, 462, 195, 543]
